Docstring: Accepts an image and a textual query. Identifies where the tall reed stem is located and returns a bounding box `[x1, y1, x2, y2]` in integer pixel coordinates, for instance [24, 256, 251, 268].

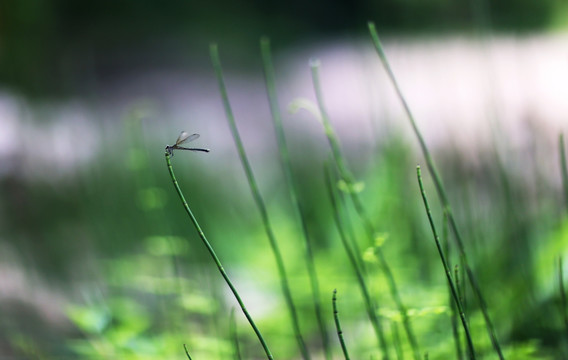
[261, 37, 331, 359]
[184, 344, 192, 360]
[165, 152, 273, 359]
[559, 134, 568, 210]
[333, 289, 351, 360]
[417, 166, 476, 359]
[325, 162, 390, 360]
[445, 214, 463, 360]
[230, 308, 243, 360]
[391, 322, 403, 360]
[559, 257, 568, 343]
[311, 60, 419, 360]
[210, 43, 311, 360]
[368, 22, 503, 359]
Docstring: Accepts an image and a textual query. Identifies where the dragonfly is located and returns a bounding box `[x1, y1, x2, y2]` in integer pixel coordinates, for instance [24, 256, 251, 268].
[166, 131, 210, 156]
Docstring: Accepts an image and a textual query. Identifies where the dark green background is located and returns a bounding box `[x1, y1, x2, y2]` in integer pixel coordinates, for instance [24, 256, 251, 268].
[0, 0, 565, 96]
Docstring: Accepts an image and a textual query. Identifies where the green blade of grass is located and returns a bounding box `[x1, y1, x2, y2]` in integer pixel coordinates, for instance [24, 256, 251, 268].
[560, 134, 568, 210]
[230, 308, 243, 360]
[455, 264, 468, 355]
[310, 60, 420, 360]
[391, 322, 403, 360]
[559, 257, 568, 343]
[325, 161, 390, 360]
[306, 60, 374, 241]
[332, 289, 351, 360]
[368, 21, 504, 359]
[444, 213, 464, 360]
[261, 37, 331, 359]
[210, 43, 311, 360]
[184, 344, 192, 360]
[336, 177, 367, 277]
[165, 153, 272, 359]
[416, 166, 476, 359]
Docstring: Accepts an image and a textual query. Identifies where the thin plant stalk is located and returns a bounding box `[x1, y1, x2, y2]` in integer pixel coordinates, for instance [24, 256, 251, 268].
[184, 344, 192, 360]
[445, 214, 463, 360]
[308, 60, 375, 241]
[165, 153, 273, 359]
[455, 266, 464, 308]
[325, 161, 390, 360]
[455, 264, 468, 354]
[458, 264, 467, 320]
[560, 134, 568, 210]
[261, 37, 331, 359]
[210, 43, 310, 360]
[368, 22, 504, 360]
[391, 322, 403, 360]
[559, 257, 568, 343]
[337, 185, 367, 277]
[230, 308, 243, 360]
[311, 61, 419, 360]
[333, 289, 351, 360]
[416, 166, 476, 359]
[454, 265, 469, 359]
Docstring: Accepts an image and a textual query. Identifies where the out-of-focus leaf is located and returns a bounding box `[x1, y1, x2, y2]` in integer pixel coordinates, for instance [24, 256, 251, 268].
[67, 305, 111, 334]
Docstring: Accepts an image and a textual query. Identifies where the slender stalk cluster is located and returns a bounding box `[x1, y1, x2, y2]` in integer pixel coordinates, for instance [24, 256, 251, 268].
[210, 44, 310, 360]
[368, 21, 503, 359]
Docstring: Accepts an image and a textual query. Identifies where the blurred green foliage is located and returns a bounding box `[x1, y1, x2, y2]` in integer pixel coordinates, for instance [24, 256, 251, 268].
[1, 7, 568, 356]
[2, 103, 567, 358]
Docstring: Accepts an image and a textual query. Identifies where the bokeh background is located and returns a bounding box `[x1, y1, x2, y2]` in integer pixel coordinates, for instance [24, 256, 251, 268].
[2, 0, 568, 359]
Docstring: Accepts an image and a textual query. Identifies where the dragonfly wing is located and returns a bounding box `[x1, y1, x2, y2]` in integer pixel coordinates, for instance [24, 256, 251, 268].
[176, 131, 200, 145]
[176, 131, 190, 145]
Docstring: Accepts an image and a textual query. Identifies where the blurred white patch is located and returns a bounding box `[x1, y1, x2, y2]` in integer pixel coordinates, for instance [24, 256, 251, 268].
[0, 95, 101, 181]
[280, 34, 568, 152]
[1, 33, 567, 180]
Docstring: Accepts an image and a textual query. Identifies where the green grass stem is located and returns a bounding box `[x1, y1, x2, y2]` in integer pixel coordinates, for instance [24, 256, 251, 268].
[560, 134, 568, 210]
[455, 264, 469, 356]
[391, 322, 403, 360]
[444, 214, 464, 360]
[261, 37, 331, 359]
[308, 60, 375, 241]
[325, 161, 390, 360]
[311, 60, 420, 360]
[230, 308, 243, 360]
[210, 43, 310, 360]
[337, 185, 367, 277]
[455, 265, 466, 316]
[416, 166, 476, 359]
[165, 152, 273, 359]
[368, 21, 504, 359]
[184, 344, 192, 360]
[559, 257, 568, 343]
[332, 289, 351, 360]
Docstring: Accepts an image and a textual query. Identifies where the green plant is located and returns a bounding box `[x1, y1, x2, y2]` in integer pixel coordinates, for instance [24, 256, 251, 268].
[165, 150, 273, 359]
[368, 21, 503, 359]
[210, 43, 309, 360]
[52, 22, 568, 360]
